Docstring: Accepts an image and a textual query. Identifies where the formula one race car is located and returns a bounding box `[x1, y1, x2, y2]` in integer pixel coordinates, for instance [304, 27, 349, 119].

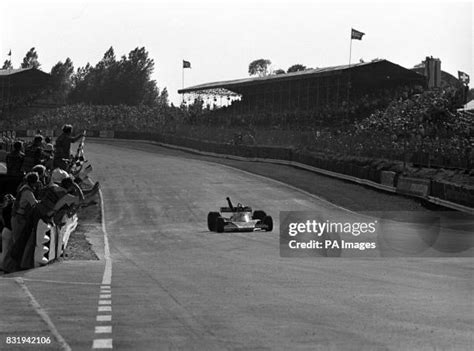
[207, 197, 273, 233]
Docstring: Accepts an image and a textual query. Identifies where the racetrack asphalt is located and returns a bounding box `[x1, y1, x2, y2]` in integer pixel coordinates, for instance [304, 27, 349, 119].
[0, 140, 473, 350]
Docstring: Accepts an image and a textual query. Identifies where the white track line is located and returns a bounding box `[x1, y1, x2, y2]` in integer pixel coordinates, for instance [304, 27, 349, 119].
[14, 277, 72, 351]
[97, 315, 112, 322]
[99, 189, 112, 285]
[92, 339, 113, 349]
[95, 326, 112, 333]
[98, 300, 112, 305]
[93, 189, 113, 349]
[98, 306, 112, 312]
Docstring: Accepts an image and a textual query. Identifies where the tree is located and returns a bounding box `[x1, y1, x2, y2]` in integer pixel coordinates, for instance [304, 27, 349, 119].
[97, 47, 116, 70]
[248, 59, 271, 77]
[94, 46, 120, 104]
[157, 87, 169, 106]
[117, 47, 157, 105]
[68, 46, 161, 106]
[50, 58, 75, 103]
[2, 60, 12, 70]
[68, 63, 92, 103]
[21, 47, 40, 69]
[287, 64, 306, 73]
[273, 68, 285, 75]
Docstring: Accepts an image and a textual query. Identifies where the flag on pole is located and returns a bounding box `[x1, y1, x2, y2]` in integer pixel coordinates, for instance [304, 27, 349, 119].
[351, 28, 365, 40]
[7, 50, 11, 56]
[458, 71, 470, 85]
[183, 60, 191, 69]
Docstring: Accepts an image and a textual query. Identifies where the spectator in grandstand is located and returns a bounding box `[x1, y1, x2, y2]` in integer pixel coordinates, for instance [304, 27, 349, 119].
[22, 135, 45, 173]
[53, 124, 84, 170]
[6, 141, 25, 177]
[2, 172, 40, 272]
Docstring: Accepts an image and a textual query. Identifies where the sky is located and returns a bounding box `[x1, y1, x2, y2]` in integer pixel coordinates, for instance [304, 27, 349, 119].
[0, 0, 472, 105]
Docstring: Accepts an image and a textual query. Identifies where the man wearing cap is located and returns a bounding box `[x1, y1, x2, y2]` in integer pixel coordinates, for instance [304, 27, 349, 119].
[54, 125, 84, 170]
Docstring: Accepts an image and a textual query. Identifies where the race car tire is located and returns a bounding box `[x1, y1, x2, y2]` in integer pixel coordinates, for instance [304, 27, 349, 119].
[252, 210, 267, 220]
[263, 216, 273, 231]
[216, 217, 225, 233]
[207, 212, 220, 231]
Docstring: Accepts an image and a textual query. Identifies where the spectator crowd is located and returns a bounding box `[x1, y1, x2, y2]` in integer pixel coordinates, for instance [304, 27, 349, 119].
[0, 124, 100, 273]
[0, 86, 471, 171]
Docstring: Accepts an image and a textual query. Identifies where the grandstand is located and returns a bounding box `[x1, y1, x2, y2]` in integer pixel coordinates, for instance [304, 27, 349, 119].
[0, 67, 51, 115]
[178, 60, 426, 114]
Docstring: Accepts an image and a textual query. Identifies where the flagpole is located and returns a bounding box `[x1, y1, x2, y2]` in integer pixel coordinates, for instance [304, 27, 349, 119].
[7, 50, 11, 117]
[346, 31, 353, 122]
[182, 64, 184, 104]
[349, 36, 353, 66]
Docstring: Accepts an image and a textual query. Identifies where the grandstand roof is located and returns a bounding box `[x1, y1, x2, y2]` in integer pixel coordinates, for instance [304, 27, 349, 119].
[0, 67, 51, 88]
[0, 67, 46, 76]
[178, 60, 425, 95]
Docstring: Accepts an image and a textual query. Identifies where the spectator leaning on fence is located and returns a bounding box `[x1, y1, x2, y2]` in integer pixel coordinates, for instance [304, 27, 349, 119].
[31, 164, 49, 194]
[2, 172, 40, 273]
[6, 141, 25, 177]
[54, 124, 84, 170]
